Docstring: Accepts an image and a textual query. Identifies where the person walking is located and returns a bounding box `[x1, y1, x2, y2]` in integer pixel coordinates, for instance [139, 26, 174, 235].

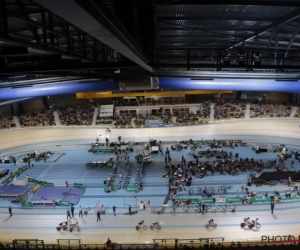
[113, 205, 116, 216]
[129, 205, 132, 217]
[97, 210, 101, 221]
[201, 203, 206, 215]
[66, 208, 71, 220]
[8, 206, 12, 217]
[71, 204, 74, 217]
[79, 206, 83, 218]
[270, 199, 275, 214]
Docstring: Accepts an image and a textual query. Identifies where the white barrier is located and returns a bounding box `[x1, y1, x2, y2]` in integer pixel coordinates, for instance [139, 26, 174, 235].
[13, 176, 28, 186]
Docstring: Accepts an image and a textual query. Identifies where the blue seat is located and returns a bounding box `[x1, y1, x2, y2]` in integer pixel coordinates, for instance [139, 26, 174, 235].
[281, 179, 289, 185]
[269, 180, 278, 185]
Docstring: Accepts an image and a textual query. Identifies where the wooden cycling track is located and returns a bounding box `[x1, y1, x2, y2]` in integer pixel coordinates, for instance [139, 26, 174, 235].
[0, 119, 300, 246]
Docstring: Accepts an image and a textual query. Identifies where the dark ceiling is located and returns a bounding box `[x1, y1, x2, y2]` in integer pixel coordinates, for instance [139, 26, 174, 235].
[1, 0, 300, 88]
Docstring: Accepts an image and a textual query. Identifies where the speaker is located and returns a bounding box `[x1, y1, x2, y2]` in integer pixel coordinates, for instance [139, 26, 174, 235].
[247, 182, 251, 186]
[104, 180, 107, 185]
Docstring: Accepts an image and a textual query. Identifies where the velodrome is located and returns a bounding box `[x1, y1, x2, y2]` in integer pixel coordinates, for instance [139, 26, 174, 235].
[0, 119, 300, 247]
[2, 1, 300, 249]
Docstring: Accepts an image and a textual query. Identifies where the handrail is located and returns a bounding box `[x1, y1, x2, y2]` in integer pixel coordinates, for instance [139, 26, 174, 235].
[8, 237, 300, 249]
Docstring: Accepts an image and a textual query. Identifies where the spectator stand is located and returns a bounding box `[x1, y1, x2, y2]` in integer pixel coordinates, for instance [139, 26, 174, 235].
[18, 110, 55, 127]
[1, 116, 16, 129]
[133, 114, 146, 127]
[57, 104, 94, 126]
[293, 107, 300, 118]
[175, 112, 206, 126]
[114, 114, 135, 128]
[199, 101, 211, 121]
[96, 104, 114, 125]
[250, 103, 292, 118]
[214, 100, 246, 120]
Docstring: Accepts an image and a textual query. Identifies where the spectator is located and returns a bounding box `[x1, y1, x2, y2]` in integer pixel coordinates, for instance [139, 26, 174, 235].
[8, 206, 12, 217]
[18, 111, 55, 127]
[58, 104, 94, 126]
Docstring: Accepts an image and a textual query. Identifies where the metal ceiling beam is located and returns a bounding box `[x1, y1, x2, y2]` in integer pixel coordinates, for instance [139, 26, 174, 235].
[157, 16, 275, 22]
[159, 36, 239, 40]
[158, 20, 243, 39]
[158, 47, 294, 51]
[152, 64, 300, 70]
[229, 7, 300, 49]
[0, 0, 9, 38]
[154, 70, 300, 79]
[1, 1, 129, 64]
[266, 29, 275, 48]
[158, 27, 254, 32]
[4, 54, 62, 64]
[156, 0, 300, 7]
[15, 0, 41, 46]
[0, 46, 28, 55]
[284, 20, 300, 57]
[3, 61, 138, 74]
[31, 0, 153, 72]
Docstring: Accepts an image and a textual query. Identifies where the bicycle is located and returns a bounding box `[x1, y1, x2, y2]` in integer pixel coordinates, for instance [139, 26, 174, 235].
[136, 220, 147, 230]
[182, 206, 191, 213]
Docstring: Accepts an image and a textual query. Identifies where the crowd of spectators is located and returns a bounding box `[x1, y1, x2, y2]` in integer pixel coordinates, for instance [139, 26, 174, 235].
[214, 100, 246, 120]
[58, 104, 94, 125]
[133, 114, 146, 126]
[176, 113, 199, 124]
[18, 111, 55, 127]
[250, 103, 292, 118]
[114, 115, 134, 126]
[1, 116, 16, 129]
[96, 117, 113, 125]
[188, 158, 274, 178]
[199, 101, 211, 119]
[162, 114, 174, 125]
[145, 113, 173, 125]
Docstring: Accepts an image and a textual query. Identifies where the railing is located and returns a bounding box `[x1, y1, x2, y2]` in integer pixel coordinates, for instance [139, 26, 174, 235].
[6, 238, 300, 249]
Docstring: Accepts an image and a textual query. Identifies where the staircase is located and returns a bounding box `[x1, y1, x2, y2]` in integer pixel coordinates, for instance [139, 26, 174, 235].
[290, 107, 298, 118]
[53, 111, 61, 126]
[245, 104, 250, 119]
[92, 107, 98, 126]
[13, 116, 21, 128]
